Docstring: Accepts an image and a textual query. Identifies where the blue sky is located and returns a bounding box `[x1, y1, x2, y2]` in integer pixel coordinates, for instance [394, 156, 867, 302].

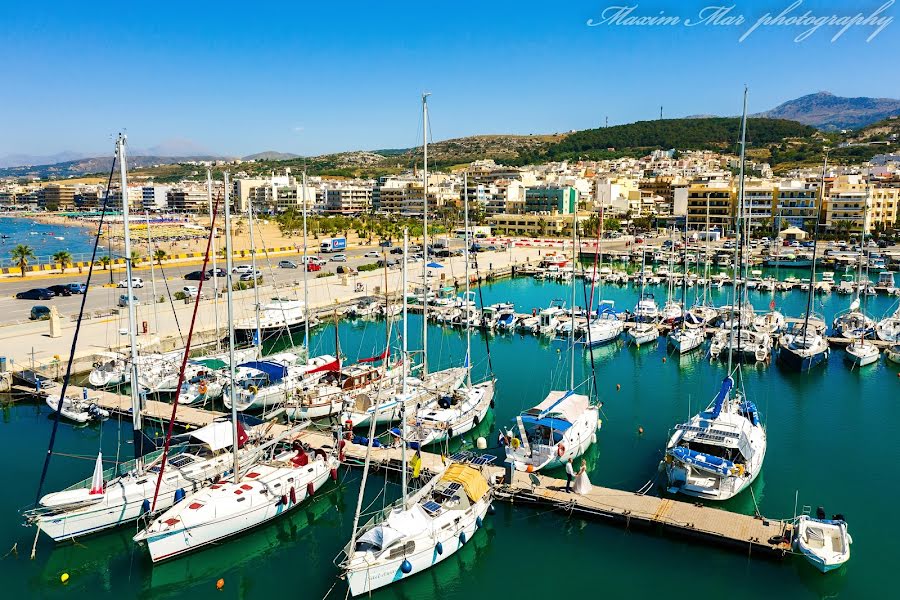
[2, 0, 898, 159]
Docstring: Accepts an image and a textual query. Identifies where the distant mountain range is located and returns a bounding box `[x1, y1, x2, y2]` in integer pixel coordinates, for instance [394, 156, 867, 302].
[754, 92, 900, 130]
[242, 151, 301, 161]
[0, 155, 225, 180]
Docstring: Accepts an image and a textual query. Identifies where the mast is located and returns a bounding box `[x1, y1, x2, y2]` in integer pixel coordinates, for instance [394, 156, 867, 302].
[224, 172, 240, 483]
[421, 92, 430, 377]
[464, 172, 472, 387]
[207, 169, 221, 351]
[802, 150, 827, 341]
[704, 192, 711, 306]
[680, 216, 688, 331]
[302, 170, 310, 352]
[117, 134, 143, 472]
[570, 205, 577, 390]
[401, 228, 409, 507]
[248, 200, 261, 351]
[727, 87, 748, 375]
[146, 210, 160, 335]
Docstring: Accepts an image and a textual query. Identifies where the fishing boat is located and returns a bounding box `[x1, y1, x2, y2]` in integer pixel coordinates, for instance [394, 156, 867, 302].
[664, 378, 766, 500]
[44, 394, 109, 424]
[534, 300, 566, 336]
[794, 509, 852, 573]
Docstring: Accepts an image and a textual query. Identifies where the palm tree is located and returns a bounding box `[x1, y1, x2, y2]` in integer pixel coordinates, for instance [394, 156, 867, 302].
[130, 250, 143, 265]
[10, 244, 35, 278]
[153, 248, 167, 265]
[98, 255, 111, 270]
[52, 250, 72, 274]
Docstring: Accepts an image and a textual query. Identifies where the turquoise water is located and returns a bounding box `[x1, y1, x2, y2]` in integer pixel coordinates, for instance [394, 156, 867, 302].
[2, 274, 898, 599]
[0, 216, 103, 267]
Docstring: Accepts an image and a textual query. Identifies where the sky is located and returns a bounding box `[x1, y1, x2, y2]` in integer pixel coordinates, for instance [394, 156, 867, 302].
[2, 0, 898, 161]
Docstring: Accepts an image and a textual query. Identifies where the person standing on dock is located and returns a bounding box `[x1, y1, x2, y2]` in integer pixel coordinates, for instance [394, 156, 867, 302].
[565, 458, 575, 492]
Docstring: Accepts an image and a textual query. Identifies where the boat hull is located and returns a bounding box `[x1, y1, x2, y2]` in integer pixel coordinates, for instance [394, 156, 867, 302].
[778, 346, 829, 372]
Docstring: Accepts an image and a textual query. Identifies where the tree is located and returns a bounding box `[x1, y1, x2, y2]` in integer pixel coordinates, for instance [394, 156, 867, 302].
[52, 250, 72, 273]
[10, 244, 35, 277]
[99, 255, 111, 270]
[153, 249, 167, 265]
[537, 217, 547, 236]
[130, 250, 143, 265]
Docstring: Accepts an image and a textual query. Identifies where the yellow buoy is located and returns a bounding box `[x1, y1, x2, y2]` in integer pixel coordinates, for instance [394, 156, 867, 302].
[60, 573, 69, 584]
[216, 578, 225, 590]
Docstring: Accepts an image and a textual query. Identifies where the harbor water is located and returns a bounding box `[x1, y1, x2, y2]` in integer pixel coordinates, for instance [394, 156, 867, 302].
[1, 273, 898, 599]
[0, 216, 105, 267]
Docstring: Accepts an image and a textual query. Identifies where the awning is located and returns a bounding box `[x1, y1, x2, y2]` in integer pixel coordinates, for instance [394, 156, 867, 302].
[187, 421, 244, 452]
[307, 358, 341, 374]
[358, 349, 389, 363]
[441, 463, 488, 502]
[519, 415, 572, 432]
[533, 390, 590, 423]
[238, 360, 289, 383]
[193, 358, 227, 370]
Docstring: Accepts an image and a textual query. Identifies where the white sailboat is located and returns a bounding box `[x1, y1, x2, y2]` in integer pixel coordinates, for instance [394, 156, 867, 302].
[627, 250, 659, 346]
[664, 90, 766, 502]
[668, 219, 705, 354]
[842, 193, 879, 368]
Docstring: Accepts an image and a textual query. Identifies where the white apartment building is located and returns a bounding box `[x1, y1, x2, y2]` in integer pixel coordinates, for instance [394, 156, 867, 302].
[323, 185, 372, 214]
[742, 180, 775, 230]
[825, 175, 871, 234]
[774, 180, 819, 229]
[141, 185, 171, 211]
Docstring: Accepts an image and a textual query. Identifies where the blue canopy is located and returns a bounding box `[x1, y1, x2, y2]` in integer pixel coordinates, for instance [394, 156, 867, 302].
[519, 415, 572, 432]
[239, 360, 288, 384]
[426, 262, 443, 269]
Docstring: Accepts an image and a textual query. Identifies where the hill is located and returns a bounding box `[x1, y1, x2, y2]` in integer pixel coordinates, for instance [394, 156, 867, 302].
[0, 155, 224, 180]
[756, 92, 900, 131]
[242, 151, 301, 161]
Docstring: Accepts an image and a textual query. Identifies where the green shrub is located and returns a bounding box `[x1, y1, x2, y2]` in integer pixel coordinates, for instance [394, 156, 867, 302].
[358, 263, 379, 272]
[173, 291, 187, 300]
[316, 271, 335, 278]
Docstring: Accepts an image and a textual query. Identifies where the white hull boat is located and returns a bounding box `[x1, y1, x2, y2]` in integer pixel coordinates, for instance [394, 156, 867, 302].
[667, 327, 705, 354]
[844, 339, 879, 367]
[407, 380, 495, 446]
[45, 395, 109, 424]
[627, 322, 659, 346]
[794, 513, 852, 573]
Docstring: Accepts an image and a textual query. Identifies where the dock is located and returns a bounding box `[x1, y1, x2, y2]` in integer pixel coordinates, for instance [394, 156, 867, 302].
[10, 380, 795, 561]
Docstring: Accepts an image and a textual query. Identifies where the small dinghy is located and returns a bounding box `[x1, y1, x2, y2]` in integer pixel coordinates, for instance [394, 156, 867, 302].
[46, 395, 110, 424]
[794, 509, 852, 573]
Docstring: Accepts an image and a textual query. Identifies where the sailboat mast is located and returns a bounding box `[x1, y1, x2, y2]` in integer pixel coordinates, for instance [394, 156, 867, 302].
[704, 192, 711, 306]
[421, 93, 430, 377]
[570, 207, 577, 390]
[802, 151, 827, 339]
[464, 172, 472, 387]
[117, 134, 143, 471]
[207, 169, 221, 351]
[224, 173, 240, 483]
[727, 87, 748, 375]
[302, 170, 310, 352]
[248, 201, 261, 350]
[401, 228, 409, 507]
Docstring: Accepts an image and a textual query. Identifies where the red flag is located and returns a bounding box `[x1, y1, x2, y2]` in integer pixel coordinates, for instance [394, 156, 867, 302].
[236, 421, 249, 449]
[769, 299, 775, 310]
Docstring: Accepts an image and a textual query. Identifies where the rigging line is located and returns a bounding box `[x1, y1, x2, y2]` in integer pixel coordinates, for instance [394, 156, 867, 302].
[251, 218, 297, 350]
[471, 245, 494, 379]
[149, 198, 220, 512]
[155, 260, 185, 346]
[34, 152, 117, 506]
[579, 240, 601, 403]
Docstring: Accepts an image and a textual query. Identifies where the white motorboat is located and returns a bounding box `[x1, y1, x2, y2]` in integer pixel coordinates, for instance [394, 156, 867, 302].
[505, 390, 600, 472]
[134, 437, 338, 562]
[234, 298, 312, 345]
[87, 352, 129, 387]
[664, 377, 765, 501]
[342, 462, 493, 596]
[794, 511, 852, 573]
[534, 300, 566, 336]
[885, 343, 900, 364]
[45, 394, 109, 424]
[752, 310, 785, 335]
[634, 293, 659, 322]
[345, 297, 380, 319]
[844, 338, 880, 367]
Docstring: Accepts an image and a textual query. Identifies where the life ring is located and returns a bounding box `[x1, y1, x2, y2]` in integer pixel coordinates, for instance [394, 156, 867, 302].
[248, 385, 258, 395]
[197, 380, 208, 395]
[510, 437, 521, 449]
[557, 443, 566, 457]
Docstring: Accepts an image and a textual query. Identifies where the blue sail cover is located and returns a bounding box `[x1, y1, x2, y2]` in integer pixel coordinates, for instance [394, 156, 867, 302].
[670, 446, 734, 476]
[704, 377, 734, 420]
[498, 314, 515, 327]
[738, 401, 760, 426]
[238, 361, 288, 384]
[519, 415, 572, 432]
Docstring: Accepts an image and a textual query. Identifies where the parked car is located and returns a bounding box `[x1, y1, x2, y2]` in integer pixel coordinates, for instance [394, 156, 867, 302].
[66, 282, 87, 294]
[389, 247, 404, 255]
[330, 254, 347, 262]
[117, 277, 144, 288]
[379, 240, 393, 248]
[182, 285, 199, 298]
[47, 285, 73, 297]
[278, 260, 298, 269]
[16, 288, 55, 300]
[363, 251, 380, 258]
[306, 263, 322, 272]
[30, 305, 51, 320]
[240, 270, 262, 282]
[184, 270, 208, 281]
[233, 265, 253, 274]
[118, 294, 140, 307]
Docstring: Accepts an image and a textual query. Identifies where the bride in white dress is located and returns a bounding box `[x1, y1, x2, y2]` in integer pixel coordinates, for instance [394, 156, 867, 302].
[573, 459, 592, 495]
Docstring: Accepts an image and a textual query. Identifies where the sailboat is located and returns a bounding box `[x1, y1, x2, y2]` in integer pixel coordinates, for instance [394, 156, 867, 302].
[778, 153, 830, 371]
[407, 179, 496, 447]
[627, 249, 660, 346]
[579, 208, 624, 347]
[668, 218, 705, 353]
[843, 189, 880, 367]
[685, 204, 718, 328]
[876, 304, 900, 342]
[133, 177, 338, 562]
[664, 89, 766, 501]
[505, 210, 600, 472]
[27, 139, 264, 542]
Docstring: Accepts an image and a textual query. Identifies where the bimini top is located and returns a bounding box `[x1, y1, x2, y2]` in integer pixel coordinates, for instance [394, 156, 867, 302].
[185, 420, 244, 452]
[529, 390, 590, 424]
[441, 463, 488, 502]
[238, 360, 289, 383]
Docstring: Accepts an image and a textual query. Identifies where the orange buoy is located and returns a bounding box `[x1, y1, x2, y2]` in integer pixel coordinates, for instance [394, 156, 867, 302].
[216, 578, 225, 590]
[526, 464, 534, 473]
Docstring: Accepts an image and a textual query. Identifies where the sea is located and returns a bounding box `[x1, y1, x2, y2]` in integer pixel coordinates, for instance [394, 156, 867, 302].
[1, 270, 898, 599]
[0, 216, 106, 268]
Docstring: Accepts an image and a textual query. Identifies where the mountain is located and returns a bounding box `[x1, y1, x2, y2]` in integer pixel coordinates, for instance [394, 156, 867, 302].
[0, 151, 92, 169]
[0, 155, 224, 180]
[242, 151, 301, 161]
[756, 92, 900, 131]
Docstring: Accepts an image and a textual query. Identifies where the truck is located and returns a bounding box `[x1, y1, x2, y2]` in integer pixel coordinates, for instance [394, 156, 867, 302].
[320, 237, 346, 253]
